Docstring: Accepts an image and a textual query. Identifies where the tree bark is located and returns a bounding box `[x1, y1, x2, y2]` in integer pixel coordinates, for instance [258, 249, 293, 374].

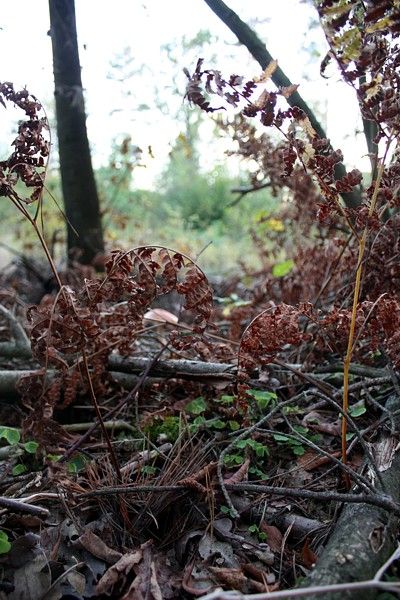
[202, 0, 362, 209]
[299, 396, 400, 600]
[48, 0, 104, 264]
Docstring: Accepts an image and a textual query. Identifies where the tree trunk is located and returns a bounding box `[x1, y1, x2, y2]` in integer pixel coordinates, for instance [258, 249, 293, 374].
[202, 0, 362, 209]
[48, 0, 104, 264]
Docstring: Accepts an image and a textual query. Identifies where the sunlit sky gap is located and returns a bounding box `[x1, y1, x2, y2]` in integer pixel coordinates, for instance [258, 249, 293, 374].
[0, 1, 370, 189]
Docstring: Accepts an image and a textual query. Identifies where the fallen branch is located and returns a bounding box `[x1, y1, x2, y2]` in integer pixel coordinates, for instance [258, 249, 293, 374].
[79, 482, 400, 516]
[0, 303, 32, 360]
[108, 355, 237, 381]
[298, 394, 400, 599]
[0, 495, 49, 518]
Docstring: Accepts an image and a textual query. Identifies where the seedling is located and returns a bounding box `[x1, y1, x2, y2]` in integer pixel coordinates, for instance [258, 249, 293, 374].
[248, 524, 267, 541]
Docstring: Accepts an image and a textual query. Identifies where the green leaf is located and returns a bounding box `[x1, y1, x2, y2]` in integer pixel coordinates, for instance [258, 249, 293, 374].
[23, 441, 39, 454]
[220, 505, 236, 517]
[228, 420, 240, 431]
[68, 454, 88, 474]
[141, 465, 157, 476]
[349, 404, 367, 418]
[47, 454, 62, 462]
[255, 445, 268, 457]
[12, 464, 27, 476]
[292, 425, 308, 435]
[185, 397, 207, 415]
[249, 389, 277, 410]
[248, 524, 258, 533]
[0, 531, 11, 554]
[236, 439, 248, 449]
[224, 453, 244, 466]
[219, 395, 234, 406]
[273, 433, 290, 443]
[209, 419, 226, 430]
[292, 445, 306, 456]
[272, 259, 294, 278]
[249, 466, 268, 480]
[0, 427, 20, 445]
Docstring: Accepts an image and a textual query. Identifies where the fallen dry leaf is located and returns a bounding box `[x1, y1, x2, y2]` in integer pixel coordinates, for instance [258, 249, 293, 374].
[224, 458, 250, 484]
[77, 529, 122, 564]
[297, 450, 341, 471]
[95, 550, 142, 595]
[209, 566, 247, 591]
[11, 555, 52, 600]
[122, 559, 162, 600]
[259, 523, 283, 553]
[300, 538, 318, 569]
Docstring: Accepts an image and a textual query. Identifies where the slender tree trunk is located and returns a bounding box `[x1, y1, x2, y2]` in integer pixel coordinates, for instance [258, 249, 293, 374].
[203, 0, 362, 209]
[48, 0, 104, 264]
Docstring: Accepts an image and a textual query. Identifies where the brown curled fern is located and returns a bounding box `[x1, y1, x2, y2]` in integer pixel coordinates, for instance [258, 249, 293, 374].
[21, 246, 213, 448]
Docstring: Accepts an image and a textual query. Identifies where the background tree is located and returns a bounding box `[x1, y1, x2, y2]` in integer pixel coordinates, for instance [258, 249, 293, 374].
[48, 0, 104, 264]
[202, 0, 364, 210]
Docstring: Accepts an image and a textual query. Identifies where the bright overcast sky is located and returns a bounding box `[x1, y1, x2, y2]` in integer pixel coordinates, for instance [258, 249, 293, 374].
[0, 1, 369, 188]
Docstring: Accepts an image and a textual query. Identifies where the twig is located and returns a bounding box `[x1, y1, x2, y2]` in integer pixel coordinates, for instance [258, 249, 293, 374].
[81, 349, 122, 482]
[0, 304, 30, 349]
[0, 495, 49, 518]
[63, 420, 137, 433]
[228, 182, 272, 207]
[289, 393, 386, 491]
[315, 362, 389, 378]
[60, 343, 169, 462]
[197, 546, 400, 599]
[373, 544, 400, 581]
[217, 396, 302, 518]
[40, 561, 85, 600]
[108, 355, 238, 381]
[79, 482, 400, 515]
[343, 156, 387, 467]
[196, 580, 400, 599]
[256, 425, 375, 494]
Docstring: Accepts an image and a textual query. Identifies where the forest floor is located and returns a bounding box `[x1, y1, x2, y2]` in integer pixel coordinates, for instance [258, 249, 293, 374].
[0, 250, 399, 600]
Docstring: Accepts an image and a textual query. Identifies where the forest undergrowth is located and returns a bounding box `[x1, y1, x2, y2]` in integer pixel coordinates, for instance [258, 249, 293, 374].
[0, 1, 400, 599]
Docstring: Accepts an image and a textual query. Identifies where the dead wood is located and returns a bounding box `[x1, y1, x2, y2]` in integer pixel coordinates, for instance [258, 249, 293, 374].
[299, 395, 400, 600]
[0, 357, 238, 397]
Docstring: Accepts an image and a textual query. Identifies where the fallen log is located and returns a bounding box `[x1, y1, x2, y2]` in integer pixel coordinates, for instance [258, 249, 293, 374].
[0, 359, 236, 397]
[108, 355, 237, 381]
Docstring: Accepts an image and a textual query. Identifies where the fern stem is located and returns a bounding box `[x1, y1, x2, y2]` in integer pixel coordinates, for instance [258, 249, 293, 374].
[342, 159, 385, 466]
